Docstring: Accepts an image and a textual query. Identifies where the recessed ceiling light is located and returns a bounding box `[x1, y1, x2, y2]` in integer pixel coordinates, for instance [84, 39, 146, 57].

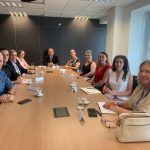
[0, 1, 23, 7]
[0, 2, 5, 6]
[18, 3, 23, 7]
[14, 12, 18, 16]
[9, 11, 27, 17]
[12, 2, 17, 7]
[9, 11, 14, 16]
[5, 2, 11, 7]
[23, 12, 27, 17]
[74, 16, 89, 20]
[18, 12, 23, 17]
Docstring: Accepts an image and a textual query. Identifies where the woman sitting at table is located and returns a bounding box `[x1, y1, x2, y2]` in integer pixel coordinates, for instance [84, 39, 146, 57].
[103, 60, 150, 113]
[17, 49, 30, 69]
[103, 55, 133, 101]
[80, 50, 96, 79]
[65, 49, 80, 71]
[91, 52, 111, 90]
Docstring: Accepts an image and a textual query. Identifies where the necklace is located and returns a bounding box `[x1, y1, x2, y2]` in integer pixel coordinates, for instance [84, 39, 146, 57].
[136, 88, 150, 105]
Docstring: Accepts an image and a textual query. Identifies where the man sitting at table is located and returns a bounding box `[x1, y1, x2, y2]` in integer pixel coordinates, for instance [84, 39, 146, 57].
[1, 49, 23, 83]
[5, 50, 28, 81]
[43, 48, 59, 66]
[0, 52, 15, 103]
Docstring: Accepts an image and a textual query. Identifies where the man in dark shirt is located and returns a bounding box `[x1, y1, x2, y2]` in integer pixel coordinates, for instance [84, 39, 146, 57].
[6, 50, 27, 81]
[1, 49, 23, 83]
[43, 48, 59, 66]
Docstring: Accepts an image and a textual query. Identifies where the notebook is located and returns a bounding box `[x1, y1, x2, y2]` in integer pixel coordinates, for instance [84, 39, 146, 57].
[80, 87, 101, 95]
[98, 102, 117, 114]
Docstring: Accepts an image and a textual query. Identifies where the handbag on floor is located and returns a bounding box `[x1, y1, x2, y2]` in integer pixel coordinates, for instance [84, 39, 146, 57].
[116, 112, 150, 142]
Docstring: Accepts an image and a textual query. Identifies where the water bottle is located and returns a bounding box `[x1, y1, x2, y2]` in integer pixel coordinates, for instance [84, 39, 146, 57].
[71, 82, 77, 93]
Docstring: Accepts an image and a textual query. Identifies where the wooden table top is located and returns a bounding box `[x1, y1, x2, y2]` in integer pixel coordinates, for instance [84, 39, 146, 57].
[0, 67, 150, 150]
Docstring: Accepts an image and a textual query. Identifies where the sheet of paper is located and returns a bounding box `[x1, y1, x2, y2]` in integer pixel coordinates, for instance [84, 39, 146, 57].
[80, 87, 101, 95]
[98, 102, 117, 114]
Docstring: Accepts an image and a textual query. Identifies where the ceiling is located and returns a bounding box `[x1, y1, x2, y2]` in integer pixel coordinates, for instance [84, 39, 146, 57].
[0, 0, 138, 19]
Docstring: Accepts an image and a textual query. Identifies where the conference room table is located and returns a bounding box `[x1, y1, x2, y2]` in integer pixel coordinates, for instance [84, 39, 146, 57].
[0, 67, 150, 150]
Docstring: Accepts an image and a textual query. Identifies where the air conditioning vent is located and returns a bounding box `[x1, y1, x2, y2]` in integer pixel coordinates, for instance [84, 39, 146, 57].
[21, 0, 44, 3]
[80, 0, 91, 1]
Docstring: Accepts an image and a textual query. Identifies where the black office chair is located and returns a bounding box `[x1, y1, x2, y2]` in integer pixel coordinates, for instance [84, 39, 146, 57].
[43, 49, 48, 65]
[132, 75, 138, 93]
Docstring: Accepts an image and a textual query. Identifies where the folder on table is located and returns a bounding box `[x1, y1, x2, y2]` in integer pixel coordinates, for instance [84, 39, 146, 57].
[53, 107, 70, 118]
[80, 87, 101, 95]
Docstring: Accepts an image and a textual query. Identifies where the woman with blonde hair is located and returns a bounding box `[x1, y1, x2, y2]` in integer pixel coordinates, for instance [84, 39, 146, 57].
[65, 49, 80, 71]
[80, 50, 96, 78]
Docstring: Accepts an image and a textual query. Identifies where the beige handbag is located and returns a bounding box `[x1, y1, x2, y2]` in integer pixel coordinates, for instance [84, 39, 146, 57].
[116, 112, 150, 142]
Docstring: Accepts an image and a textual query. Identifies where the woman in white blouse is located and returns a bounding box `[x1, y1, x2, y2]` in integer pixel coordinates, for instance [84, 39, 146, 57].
[17, 50, 30, 69]
[103, 60, 150, 113]
[103, 55, 133, 101]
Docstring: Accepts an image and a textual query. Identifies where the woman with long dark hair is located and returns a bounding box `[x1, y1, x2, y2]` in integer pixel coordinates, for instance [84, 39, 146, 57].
[91, 52, 111, 90]
[103, 55, 133, 101]
[103, 60, 150, 113]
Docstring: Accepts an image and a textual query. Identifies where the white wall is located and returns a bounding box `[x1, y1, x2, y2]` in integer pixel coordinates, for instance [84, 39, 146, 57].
[128, 11, 146, 75]
[103, 0, 150, 75]
[106, 7, 125, 62]
[105, 8, 115, 62]
[143, 12, 150, 59]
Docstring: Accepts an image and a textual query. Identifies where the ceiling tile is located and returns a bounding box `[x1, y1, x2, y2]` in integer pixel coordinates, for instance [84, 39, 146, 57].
[0, 0, 140, 18]
[6, 7, 25, 12]
[68, 0, 91, 6]
[44, 4, 64, 11]
[22, 3, 43, 8]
